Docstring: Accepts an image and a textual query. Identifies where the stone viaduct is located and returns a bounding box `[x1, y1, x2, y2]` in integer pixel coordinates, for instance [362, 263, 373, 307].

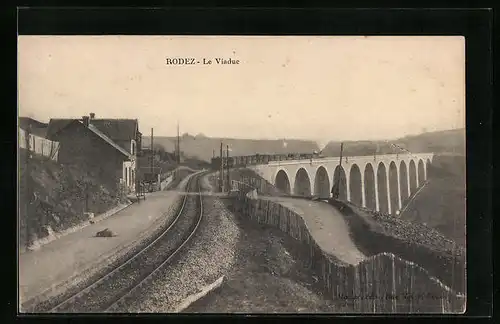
[246, 153, 434, 215]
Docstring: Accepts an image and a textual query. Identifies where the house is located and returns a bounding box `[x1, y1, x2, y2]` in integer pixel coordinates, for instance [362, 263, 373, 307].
[46, 113, 142, 194]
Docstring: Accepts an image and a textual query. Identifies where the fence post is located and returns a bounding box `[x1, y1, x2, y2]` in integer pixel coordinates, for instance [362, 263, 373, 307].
[391, 254, 397, 313]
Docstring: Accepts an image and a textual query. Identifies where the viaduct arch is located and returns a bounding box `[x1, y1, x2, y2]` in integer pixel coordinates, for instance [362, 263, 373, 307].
[333, 165, 348, 201]
[275, 169, 291, 194]
[409, 160, 417, 195]
[314, 166, 330, 199]
[364, 163, 376, 210]
[294, 168, 312, 196]
[349, 164, 363, 207]
[400, 161, 409, 205]
[418, 159, 425, 186]
[388, 161, 399, 214]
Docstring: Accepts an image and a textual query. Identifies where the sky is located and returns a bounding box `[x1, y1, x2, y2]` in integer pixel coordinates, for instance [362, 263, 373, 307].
[18, 36, 465, 146]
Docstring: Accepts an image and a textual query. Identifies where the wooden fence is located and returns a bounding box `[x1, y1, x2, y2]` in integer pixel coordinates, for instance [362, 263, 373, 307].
[233, 196, 466, 313]
[19, 128, 60, 161]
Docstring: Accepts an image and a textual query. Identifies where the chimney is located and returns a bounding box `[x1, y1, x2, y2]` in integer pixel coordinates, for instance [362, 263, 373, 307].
[90, 113, 95, 120]
[82, 116, 90, 126]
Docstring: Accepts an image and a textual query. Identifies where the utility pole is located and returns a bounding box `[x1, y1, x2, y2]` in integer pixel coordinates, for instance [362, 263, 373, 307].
[226, 145, 230, 191]
[177, 121, 181, 164]
[220, 142, 224, 192]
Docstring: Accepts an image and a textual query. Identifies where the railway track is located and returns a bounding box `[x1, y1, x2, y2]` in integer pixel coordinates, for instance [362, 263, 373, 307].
[38, 171, 205, 313]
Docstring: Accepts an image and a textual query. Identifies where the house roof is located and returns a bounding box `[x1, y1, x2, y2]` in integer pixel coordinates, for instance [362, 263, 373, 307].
[46, 119, 75, 140]
[19, 117, 48, 129]
[87, 119, 139, 141]
[87, 123, 132, 158]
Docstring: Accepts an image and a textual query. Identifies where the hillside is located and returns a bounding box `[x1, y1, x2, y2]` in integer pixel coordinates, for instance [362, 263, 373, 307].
[144, 128, 464, 162]
[142, 134, 320, 162]
[322, 128, 465, 156]
[400, 154, 466, 247]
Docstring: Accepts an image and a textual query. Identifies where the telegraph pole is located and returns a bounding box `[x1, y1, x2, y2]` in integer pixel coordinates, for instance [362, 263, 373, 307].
[25, 124, 32, 248]
[219, 143, 224, 192]
[226, 145, 230, 191]
[338, 142, 343, 198]
[177, 121, 181, 164]
[150, 128, 154, 177]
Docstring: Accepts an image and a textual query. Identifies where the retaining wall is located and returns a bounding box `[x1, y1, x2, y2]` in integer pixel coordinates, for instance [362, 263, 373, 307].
[232, 196, 466, 313]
